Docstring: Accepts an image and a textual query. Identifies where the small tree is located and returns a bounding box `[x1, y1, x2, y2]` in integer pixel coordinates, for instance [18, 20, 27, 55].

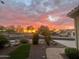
[39, 26, 51, 46]
[32, 32, 39, 45]
[0, 35, 9, 48]
[45, 34, 51, 46]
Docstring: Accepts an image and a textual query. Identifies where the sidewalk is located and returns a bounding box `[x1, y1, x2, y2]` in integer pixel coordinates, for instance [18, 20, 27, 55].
[28, 42, 67, 59]
[28, 45, 46, 59]
[46, 48, 68, 59]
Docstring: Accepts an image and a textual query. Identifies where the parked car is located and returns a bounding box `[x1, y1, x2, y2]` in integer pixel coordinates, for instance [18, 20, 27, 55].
[9, 40, 20, 46]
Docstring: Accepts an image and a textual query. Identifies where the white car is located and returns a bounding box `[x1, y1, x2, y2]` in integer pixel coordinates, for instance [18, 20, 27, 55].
[9, 40, 20, 46]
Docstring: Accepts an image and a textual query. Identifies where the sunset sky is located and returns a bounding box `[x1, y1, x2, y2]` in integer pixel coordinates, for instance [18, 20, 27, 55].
[0, 0, 79, 30]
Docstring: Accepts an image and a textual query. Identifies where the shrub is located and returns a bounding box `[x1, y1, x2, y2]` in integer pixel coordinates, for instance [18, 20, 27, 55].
[32, 32, 39, 45]
[0, 35, 9, 48]
[45, 35, 51, 46]
[20, 39, 28, 44]
[65, 48, 79, 59]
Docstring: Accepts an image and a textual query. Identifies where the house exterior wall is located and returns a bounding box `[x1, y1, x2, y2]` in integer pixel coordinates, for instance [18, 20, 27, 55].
[68, 6, 79, 49]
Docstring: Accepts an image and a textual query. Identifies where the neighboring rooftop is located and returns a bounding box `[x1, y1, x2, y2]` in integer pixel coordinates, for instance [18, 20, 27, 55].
[68, 5, 79, 18]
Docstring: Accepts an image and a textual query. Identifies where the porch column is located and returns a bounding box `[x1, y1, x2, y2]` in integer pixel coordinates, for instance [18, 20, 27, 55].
[75, 16, 79, 49]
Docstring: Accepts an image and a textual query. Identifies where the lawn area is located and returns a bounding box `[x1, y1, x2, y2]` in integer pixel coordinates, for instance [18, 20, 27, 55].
[9, 44, 31, 59]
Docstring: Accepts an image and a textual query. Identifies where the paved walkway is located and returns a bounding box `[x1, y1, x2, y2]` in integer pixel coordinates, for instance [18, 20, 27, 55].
[28, 42, 67, 59]
[28, 45, 46, 59]
[46, 48, 68, 59]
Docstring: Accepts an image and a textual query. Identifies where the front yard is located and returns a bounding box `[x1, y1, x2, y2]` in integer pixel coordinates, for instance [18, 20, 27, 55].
[9, 44, 31, 59]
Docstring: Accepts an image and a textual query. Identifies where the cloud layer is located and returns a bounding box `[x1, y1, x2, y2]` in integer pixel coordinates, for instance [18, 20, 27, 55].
[0, 0, 79, 29]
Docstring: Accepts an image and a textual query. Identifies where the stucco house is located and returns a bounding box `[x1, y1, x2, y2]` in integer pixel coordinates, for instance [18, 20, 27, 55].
[68, 6, 79, 49]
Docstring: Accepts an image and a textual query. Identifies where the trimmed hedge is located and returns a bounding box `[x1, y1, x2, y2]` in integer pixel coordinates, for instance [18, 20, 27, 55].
[32, 33, 39, 45]
[65, 48, 79, 59]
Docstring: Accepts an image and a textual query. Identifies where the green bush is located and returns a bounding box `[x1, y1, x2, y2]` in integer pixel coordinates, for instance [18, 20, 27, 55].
[65, 48, 79, 59]
[0, 35, 9, 48]
[20, 39, 28, 44]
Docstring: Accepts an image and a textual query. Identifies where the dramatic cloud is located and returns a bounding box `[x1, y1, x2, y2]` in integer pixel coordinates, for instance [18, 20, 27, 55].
[0, 0, 79, 29]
